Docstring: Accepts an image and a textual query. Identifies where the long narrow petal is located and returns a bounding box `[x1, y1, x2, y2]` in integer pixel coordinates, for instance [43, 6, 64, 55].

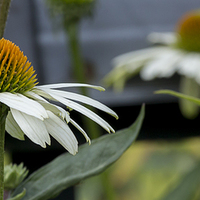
[70, 118, 91, 144]
[0, 92, 48, 120]
[44, 111, 78, 155]
[44, 92, 115, 133]
[39, 88, 118, 119]
[36, 83, 105, 91]
[11, 108, 50, 148]
[6, 111, 25, 140]
[25, 90, 71, 122]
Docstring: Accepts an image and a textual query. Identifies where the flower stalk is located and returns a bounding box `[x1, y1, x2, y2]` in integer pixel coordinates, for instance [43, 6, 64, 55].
[66, 22, 101, 139]
[0, 1, 12, 199]
[0, 103, 8, 200]
[0, 0, 11, 38]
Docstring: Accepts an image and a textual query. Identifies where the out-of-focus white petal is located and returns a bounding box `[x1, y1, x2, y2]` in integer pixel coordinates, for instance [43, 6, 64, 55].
[6, 111, 25, 140]
[141, 49, 183, 80]
[36, 83, 105, 92]
[0, 92, 48, 120]
[113, 47, 167, 68]
[70, 118, 91, 144]
[178, 53, 200, 81]
[147, 32, 177, 45]
[44, 92, 115, 133]
[39, 88, 118, 119]
[11, 108, 50, 148]
[44, 111, 78, 155]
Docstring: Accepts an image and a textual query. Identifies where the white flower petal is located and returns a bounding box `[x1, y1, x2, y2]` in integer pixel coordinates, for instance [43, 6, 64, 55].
[147, 32, 177, 45]
[70, 118, 91, 144]
[6, 111, 25, 140]
[25, 90, 71, 122]
[11, 108, 50, 148]
[44, 111, 78, 155]
[44, 92, 115, 133]
[178, 53, 200, 80]
[113, 47, 167, 68]
[36, 83, 105, 91]
[141, 49, 182, 80]
[53, 106, 71, 122]
[39, 88, 118, 119]
[0, 92, 48, 120]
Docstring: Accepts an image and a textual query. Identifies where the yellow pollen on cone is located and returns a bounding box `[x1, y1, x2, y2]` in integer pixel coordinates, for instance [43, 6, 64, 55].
[0, 38, 38, 93]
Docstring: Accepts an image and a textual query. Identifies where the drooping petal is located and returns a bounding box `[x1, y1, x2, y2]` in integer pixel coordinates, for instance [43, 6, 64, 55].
[25, 90, 71, 122]
[11, 108, 50, 148]
[70, 118, 91, 144]
[38, 88, 118, 119]
[6, 111, 25, 140]
[0, 92, 48, 120]
[35, 83, 105, 91]
[44, 111, 78, 155]
[43, 92, 115, 133]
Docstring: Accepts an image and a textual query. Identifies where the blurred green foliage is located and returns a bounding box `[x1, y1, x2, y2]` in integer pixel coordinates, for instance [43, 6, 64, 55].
[76, 138, 200, 200]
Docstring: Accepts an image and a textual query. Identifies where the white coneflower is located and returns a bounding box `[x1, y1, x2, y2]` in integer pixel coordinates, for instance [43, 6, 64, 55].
[0, 38, 118, 155]
[104, 9, 200, 118]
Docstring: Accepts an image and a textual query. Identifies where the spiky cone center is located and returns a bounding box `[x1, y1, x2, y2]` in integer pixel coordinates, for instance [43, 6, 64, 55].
[176, 10, 200, 52]
[0, 38, 38, 93]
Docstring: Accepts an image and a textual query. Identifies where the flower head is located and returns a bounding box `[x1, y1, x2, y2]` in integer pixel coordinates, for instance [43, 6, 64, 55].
[104, 9, 200, 90]
[0, 38, 118, 155]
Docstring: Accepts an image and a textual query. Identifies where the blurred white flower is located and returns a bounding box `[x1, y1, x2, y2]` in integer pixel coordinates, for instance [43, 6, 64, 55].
[108, 32, 200, 85]
[104, 10, 200, 90]
[104, 9, 200, 119]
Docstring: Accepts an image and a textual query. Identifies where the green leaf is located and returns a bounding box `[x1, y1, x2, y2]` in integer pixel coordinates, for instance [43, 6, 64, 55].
[11, 105, 145, 200]
[155, 90, 200, 106]
[8, 189, 26, 200]
[161, 162, 200, 200]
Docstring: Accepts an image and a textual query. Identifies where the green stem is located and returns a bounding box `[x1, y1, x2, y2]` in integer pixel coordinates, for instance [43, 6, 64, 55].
[66, 22, 100, 139]
[0, 0, 11, 38]
[0, 104, 8, 200]
[67, 22, 88, 95]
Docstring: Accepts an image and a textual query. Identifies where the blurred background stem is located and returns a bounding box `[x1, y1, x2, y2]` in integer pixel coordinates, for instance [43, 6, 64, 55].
[0, 0, 11, 38]
[66, 22, 101, 139]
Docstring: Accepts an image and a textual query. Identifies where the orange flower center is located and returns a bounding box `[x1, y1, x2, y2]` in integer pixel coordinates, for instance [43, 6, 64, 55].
[0, 38, 38, 93]
[176, 10, 200, 52]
